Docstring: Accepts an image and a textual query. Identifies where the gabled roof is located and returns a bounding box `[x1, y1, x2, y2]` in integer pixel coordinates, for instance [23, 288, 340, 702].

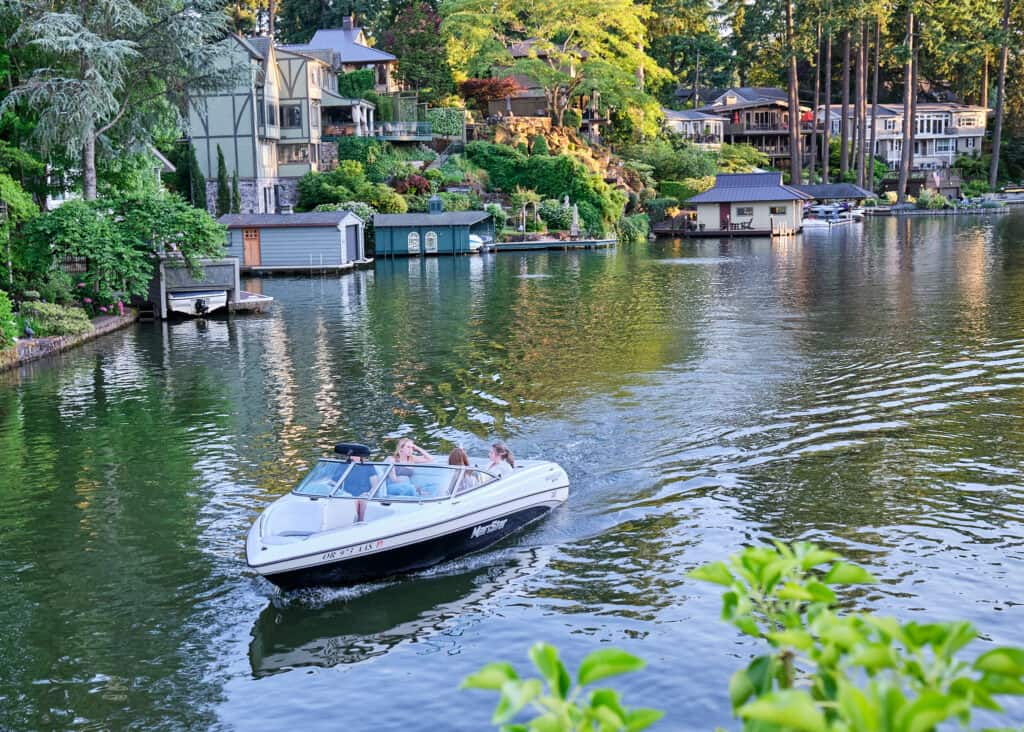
[219, 211, 359, 228]
[374, 211, 491, 227]
[791, 183, 874, 200]
[663, 108, 726, 121]
[281, 28, 396, 65]
[320, 88, 375, 109]
[688, 173, 814, 203]
[713, 87, 789, 104]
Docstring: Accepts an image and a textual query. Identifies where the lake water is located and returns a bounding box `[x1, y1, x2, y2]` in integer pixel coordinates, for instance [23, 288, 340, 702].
[2, 212, 1023, 730]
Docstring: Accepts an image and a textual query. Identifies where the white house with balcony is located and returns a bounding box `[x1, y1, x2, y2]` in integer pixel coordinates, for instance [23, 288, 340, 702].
[816, 102, 988, 171]
[662, 109, 724, 149]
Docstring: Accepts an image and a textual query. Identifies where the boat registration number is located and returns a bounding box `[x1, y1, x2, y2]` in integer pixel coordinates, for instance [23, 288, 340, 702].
[322, 539, 384, 562]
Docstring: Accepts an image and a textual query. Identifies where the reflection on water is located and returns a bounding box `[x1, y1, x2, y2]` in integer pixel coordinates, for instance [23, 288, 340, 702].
[1, 212, 1024, 730]
[250, 549, 550, 676]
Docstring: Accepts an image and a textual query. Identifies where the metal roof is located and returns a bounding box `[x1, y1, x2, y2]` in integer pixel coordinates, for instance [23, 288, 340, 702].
[282, 28, 396, 64]
[688, 173, 814, 203]
[791, 183, 875, 200]
[662, 108, 725, 121]
[374, 211, 491, 227]
[219, 211, 357, 228]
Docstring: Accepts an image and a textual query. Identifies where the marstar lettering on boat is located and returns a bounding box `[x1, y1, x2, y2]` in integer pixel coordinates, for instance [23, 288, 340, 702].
[471, 519, 508, 539]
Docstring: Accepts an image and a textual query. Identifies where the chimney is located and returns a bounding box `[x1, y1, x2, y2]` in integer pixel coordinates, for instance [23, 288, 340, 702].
[341, 15, 354, 30]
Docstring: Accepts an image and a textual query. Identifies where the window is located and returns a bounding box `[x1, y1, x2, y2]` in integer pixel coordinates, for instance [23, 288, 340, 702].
[281, 104, 302, 128]
[884, 119, 896, 131]
[736, 206, 754, 217]
[424, 231, 438, 253]
[965, 138, 976, 149]
[279, 143, 309, 163]
[311, 101, 320, 129]
[266, 104, 278, 127]
[935, 139, 953, 153]
[770, 206, 787, 215]
[407, 231, 420, 253]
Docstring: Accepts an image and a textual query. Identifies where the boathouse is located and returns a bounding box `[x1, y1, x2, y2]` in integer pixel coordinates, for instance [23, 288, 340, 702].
[790, 182, 874, 204]
[219, 210, 367, 271]
[374, 196, 493, 256]
[687, 172, 812, 236]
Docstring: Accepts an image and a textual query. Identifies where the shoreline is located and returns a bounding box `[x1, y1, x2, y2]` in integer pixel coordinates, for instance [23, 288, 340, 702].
[0, 310, 139, 373]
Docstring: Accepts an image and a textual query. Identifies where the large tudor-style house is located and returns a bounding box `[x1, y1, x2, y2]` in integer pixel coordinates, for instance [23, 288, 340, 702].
[186, 22, 390, 214]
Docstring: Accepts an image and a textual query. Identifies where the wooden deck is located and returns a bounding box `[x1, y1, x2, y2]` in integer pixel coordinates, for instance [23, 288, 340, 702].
[487, 238, 617, 252]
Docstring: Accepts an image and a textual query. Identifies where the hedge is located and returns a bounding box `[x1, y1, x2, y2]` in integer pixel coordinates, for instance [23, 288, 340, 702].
[426, 108, 465, 137]
[20, 301, 93, 337]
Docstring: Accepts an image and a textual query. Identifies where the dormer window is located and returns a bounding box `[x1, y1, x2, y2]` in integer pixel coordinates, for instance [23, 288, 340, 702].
[725, 95, 737, 105]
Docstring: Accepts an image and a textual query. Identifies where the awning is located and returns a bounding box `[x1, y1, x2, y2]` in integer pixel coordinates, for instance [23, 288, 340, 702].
[320, 89, 375, 110]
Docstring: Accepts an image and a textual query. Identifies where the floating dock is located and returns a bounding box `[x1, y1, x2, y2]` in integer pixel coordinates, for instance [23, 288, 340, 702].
[486, 238, 616, 252]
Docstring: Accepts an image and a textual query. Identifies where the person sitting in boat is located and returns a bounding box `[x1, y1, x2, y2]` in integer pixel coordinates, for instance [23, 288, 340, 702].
[340, 455, 374, 521]
[487, 441, 516, 479]
[384, 438, 433, 496]
[448, 447, 479, 493]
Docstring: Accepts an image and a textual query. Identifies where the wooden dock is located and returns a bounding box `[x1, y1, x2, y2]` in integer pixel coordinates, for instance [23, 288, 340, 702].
[487, 238, 616, 252]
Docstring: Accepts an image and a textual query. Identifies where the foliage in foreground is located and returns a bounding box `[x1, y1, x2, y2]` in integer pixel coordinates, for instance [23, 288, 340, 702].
[466, 542, 1024, 731]
[463, 643, 662, 731]
[0, 289, 17, 346]
[19, 301, 92, 338]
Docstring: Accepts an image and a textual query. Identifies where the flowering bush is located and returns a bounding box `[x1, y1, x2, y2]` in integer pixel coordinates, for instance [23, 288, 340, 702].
[392, 174, 431, 195]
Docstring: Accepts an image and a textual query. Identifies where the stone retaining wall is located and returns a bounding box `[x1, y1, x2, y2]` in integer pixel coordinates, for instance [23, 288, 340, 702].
[0, 311, 138, 373]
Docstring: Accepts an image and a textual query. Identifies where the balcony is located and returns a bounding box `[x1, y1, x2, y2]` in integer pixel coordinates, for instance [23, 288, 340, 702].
[371, 121, 433, 141]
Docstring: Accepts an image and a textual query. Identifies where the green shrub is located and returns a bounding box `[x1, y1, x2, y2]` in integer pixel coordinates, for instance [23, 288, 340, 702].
[0, 289, 17, 346]
[438, 192, 475, 211]
[531, 135, 549, 156]
[562, 109, 582, 129]
[538, 198, 572, 229]
[334, 137, 380, 164]
[425, 107, 465, 137]
[423, 168, 444, 188]
[617, 214, 650, 244]
[20, 301, 93, 337]
[336, 69, 375, 98]
[576, 200, 603, 236]
[962, 180, 990, 198]
[645, 197, 679, 223]
[403, 194, 428, 212]
[485, 203, 507, 229]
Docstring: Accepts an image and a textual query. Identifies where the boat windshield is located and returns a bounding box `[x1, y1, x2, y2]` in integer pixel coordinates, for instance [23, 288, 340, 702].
[293, 460, 495, 501]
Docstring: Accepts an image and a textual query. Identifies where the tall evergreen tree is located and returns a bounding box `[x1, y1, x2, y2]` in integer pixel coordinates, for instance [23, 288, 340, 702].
[1, 0, 228, 201]
[380, 3, 453, 103]
[989, 0, 1010, 188]
[231, 171, 241, 214]
[216, 145, 230, 216]
[897, 9, 914, 202]
[186, 143, 206, 210]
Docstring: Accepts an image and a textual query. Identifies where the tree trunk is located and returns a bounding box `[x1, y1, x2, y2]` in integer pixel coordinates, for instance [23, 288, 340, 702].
[981, 55, 989, 109]
[910, 20, 919, 180]
[868, 17, 880, 192]
[856, 22, 867, 188]
[82, 127, 97, 201]
[787, 0, 801, 184]
[823, 29, 832, 183]
[840, 28, 850, 180]
[268, 0, 275, 37]
[809, 23, 821, 181]
[989, 0, 1010, 189]
[897, 11, 914, 203]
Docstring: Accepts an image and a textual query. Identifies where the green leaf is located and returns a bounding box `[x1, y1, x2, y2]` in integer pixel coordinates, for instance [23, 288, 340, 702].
[798, 547, 841, 570]
[589, 688, 625, 719]
[689, 561, 734, 586]
[577, 648, 646, 687]
[529, 643, 571, 699]
[975, 648, 1024, 677]
[850, 644, 897, 674]
[735, 615, 762, 638]
[767, 629, 814, 651]
[729, 668, 756, 710]
[823, 562, 877, 585]
[776, 582, 814, 601]
[938, 621, 976, 659]
[739, 690, 827, 732]
[624, 708, 665, 731]
[837, 680, 878, 732]
[979, 673, 1024, 695]
[896, 691, 967, 732]
[805, 581, 837, 605]
[463, 662, 518, 690]
[493, 679, 543, 725]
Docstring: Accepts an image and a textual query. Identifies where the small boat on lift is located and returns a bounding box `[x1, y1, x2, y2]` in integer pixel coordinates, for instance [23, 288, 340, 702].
[246, 443, 570, 590]
[167, 289, 228, 317]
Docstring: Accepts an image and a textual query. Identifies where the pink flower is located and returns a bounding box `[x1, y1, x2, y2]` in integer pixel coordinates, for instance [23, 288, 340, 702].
[99, 306, 108, 313]
[117, 301, 125, 316]
[83, 297, 92, 304]
[77, 282, 86, 288]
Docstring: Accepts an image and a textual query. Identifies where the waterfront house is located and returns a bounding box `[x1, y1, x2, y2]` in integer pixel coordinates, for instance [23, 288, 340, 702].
[219, 210, 367, 271]
[815, 102, 988, 171]
[186, 34, 376, 215]
[697, 87, 812, 170]
[687, 172, 812, 236]
[374, 196, 493, 256]
[662, 109, 724, 150]
[278, 16, 398, 92]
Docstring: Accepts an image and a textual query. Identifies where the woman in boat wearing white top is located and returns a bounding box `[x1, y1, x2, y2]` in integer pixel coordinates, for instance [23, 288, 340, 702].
[487, 441, 515, 478]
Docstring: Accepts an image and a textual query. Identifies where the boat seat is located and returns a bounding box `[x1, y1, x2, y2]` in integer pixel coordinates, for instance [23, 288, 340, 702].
[321, 498, 360, 529]
[264, 498, 324, 539]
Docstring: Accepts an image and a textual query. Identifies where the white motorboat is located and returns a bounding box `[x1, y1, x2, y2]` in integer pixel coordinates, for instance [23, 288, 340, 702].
[246, 443, 570, 589]
[167, 289, 228, 317]
[468, 234, 493, 253]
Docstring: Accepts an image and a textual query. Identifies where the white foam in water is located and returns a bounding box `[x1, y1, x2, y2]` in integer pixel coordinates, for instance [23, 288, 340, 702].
[515, 274, 552, 279]
[654, 257, 737, 265]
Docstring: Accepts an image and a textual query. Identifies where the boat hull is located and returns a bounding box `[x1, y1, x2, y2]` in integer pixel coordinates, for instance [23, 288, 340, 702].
[260, 502, 557, 590]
